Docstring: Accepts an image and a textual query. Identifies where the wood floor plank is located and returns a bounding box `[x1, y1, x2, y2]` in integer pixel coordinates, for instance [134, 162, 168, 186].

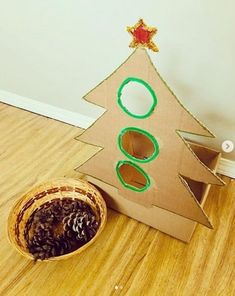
[0, 103, 234, 296]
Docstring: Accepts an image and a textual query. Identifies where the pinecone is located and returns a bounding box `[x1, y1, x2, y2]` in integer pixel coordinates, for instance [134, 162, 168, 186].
[27, 225, 72, 260]
[50, 201, 63, 221]
[37, 208, 55, 224]
[63, 210, 98, 243]
[27, 225, 55, 260]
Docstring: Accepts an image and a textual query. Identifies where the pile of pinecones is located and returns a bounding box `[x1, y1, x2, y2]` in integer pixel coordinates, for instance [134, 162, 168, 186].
[24, 198, 99, 260]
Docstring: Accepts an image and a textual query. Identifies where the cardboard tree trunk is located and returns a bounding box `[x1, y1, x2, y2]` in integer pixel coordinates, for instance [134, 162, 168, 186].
[75, 26, 224, 242]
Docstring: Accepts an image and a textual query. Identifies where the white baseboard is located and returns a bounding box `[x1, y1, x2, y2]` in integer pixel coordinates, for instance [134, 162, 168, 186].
[217, 158, 235, 179]
[0, 89, 94, 129]
[1, 89, 235, 179]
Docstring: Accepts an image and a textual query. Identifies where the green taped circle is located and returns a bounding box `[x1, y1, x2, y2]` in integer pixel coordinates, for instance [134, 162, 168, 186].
[117, 77, 157, 119]
[115, 160, 151, 192]
[118, 126, 159, 163]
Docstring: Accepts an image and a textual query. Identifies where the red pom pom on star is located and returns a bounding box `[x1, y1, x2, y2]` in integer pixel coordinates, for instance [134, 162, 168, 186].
[127, 19, 158, 52]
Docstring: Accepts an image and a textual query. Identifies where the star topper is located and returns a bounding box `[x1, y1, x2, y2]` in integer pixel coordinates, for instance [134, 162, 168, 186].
[127, 19, 158, 52]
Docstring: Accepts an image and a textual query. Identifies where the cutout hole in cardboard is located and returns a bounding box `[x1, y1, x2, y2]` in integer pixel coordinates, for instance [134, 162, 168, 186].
[116, 160, 151, 192]
[117, 77, 157, 119]
[118, 127, 159, 163]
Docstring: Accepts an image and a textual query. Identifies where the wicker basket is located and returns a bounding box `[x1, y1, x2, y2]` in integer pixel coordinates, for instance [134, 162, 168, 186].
[8, 178, 107, 261]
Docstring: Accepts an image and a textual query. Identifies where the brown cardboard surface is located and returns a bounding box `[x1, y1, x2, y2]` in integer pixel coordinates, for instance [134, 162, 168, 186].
[84, 142, 220, 242]
[86, 175, 202, 243]
[75, 47, 224, 236]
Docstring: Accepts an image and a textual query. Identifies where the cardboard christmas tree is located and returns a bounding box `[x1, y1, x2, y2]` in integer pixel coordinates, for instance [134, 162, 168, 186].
[75, 19, 224, 242]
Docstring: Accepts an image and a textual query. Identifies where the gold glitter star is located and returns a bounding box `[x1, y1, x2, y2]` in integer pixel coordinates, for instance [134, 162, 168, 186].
[127, 19, 158, 52]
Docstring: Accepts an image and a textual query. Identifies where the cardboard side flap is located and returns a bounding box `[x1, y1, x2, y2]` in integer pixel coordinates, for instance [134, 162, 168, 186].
[179, 175, 212, 228]
[187, 141, 221, 171]
[178, 136, 224, 185]
[181, 176, 209, 204]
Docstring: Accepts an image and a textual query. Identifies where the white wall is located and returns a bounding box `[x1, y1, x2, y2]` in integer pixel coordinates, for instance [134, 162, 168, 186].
[0, 0, 234, 160]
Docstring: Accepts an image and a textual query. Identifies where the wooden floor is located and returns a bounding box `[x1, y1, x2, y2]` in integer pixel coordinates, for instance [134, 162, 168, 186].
[0, 103, 234, 296]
